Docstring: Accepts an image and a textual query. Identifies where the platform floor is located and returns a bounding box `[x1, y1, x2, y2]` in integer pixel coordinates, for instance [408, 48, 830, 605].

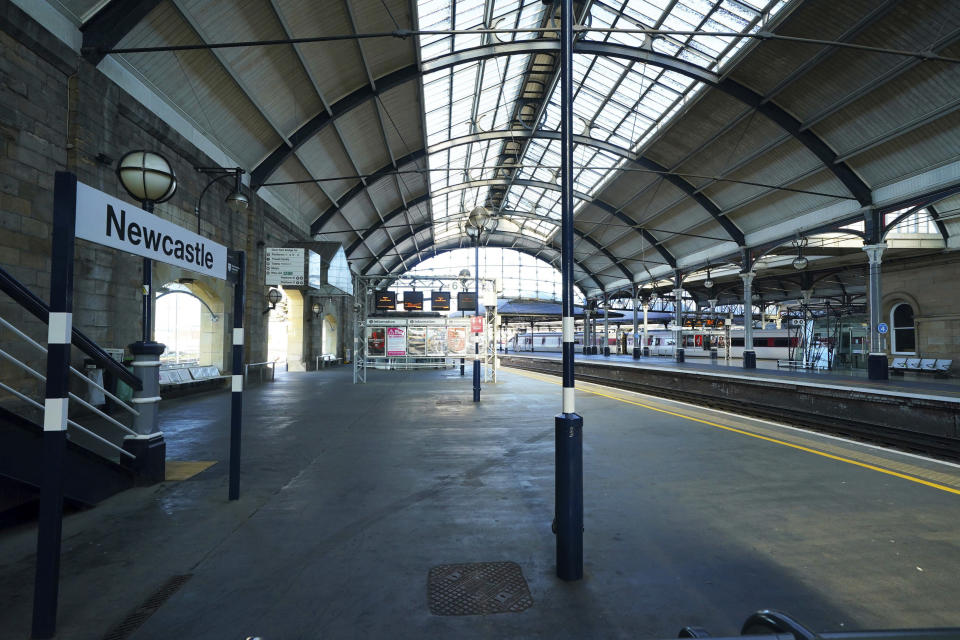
[507, 350, 960, 399]
[2, 366, 960, 639]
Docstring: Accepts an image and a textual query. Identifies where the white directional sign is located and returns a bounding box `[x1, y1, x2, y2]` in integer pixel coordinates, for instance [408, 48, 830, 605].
[265, 248, 305, 286]
[74, 182, 227, 279]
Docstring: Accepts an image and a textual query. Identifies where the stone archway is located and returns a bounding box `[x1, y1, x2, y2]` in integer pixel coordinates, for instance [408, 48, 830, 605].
[323, 313, 337, 356]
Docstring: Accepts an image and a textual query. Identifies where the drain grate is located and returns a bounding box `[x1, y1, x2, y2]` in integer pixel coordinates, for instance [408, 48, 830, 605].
[102, 574, 192, 640]
[435, 398, 463, 405]
[427, 561, 533, 616]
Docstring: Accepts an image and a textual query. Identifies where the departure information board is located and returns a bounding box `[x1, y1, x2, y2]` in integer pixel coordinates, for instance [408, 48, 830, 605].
[403, 291, 423, 311]
[430, 291, 450, 311]
[375, 290, 396, 311]
[457, 291, 477, 312]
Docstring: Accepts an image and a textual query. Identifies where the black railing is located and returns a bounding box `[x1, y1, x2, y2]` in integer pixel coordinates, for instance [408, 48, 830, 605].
[0, 264, 141, 390]
[676, 610, 960, 640]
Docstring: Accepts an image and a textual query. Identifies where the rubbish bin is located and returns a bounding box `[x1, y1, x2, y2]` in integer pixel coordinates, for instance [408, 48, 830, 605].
[345, 348, 351, 364]
[83, 358, 106, 406]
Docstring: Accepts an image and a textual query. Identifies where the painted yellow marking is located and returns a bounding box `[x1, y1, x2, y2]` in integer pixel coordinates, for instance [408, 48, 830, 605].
[505, 367, 960, 496]
[165, 461, 217, 482]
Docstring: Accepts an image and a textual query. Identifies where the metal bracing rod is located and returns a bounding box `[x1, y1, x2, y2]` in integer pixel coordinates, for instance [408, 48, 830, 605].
[0, 315, 139, 416]
[92, 29, 960, 65]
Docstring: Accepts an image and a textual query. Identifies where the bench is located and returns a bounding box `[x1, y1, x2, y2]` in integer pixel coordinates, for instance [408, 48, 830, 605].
[890, 357, 952, 378]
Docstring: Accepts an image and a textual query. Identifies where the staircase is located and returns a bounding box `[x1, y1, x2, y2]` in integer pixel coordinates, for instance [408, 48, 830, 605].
[0, 265, 145, 525]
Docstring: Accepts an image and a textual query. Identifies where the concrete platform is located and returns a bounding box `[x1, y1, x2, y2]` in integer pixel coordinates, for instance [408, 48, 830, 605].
[2, 366, 960, 638]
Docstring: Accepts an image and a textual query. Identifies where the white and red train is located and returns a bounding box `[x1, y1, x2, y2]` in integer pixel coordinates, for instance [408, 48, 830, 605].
[508, 329, 798, 360]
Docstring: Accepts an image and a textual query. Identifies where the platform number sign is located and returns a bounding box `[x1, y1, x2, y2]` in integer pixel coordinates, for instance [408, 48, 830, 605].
[877, 322, 889, 334]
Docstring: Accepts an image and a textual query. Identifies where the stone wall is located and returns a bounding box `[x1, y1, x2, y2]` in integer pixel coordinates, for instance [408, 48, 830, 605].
[882, 252, 960, 364]
[0, 4, 352, 413]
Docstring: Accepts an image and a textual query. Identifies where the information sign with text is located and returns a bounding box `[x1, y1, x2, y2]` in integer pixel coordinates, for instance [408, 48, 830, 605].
[75, 182, 227, 279]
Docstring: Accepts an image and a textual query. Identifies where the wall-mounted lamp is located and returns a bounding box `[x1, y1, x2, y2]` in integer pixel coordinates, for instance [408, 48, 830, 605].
[264, 288, 282, 314]
[311, 301, 322, 319]
[195, 166, 249, 234]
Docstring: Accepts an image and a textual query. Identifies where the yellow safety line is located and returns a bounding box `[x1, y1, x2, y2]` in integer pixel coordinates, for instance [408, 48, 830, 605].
[506, 367, 960, 496]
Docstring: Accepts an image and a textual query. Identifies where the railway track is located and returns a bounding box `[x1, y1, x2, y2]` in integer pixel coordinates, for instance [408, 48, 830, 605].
[503, 357, 960, 462]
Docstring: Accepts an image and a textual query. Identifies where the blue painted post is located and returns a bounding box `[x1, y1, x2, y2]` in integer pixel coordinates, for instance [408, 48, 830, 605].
[555, 0, 583, 582]
[229, 251, 245, 500]
[473, 235, 481, 402]
[32, 172, 77, 639]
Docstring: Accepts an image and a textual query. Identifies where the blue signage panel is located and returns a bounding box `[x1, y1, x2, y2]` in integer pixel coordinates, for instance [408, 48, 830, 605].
[877, 322, 888, 334]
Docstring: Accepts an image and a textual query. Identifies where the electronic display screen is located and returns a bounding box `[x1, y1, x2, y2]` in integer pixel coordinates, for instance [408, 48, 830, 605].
[403, 291, 423, 311]
[430, 291, 450, 311]
[457, 291, 477, 312]
[374, 290, 396, 311]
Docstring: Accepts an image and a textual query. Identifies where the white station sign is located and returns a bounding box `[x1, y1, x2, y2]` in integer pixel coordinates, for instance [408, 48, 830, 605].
[75, 182, 227, 279]
[265, 247, 305, 286]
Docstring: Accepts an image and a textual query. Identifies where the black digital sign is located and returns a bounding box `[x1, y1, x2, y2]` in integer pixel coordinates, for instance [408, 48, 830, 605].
[457, 291, 477, 312]
[374, 290, 396, 311]
[403, 290, 423, 311]
[431, 290, 450, 311]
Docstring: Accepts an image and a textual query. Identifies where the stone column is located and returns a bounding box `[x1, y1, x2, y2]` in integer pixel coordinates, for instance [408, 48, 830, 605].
[740, 271, 756, 369]
[863, 243, 888, 380]
[642, 301, 650, 357]
[709, 298, 718, 361]
[673, 288, 685, 363]
[603, 292, 610, 356]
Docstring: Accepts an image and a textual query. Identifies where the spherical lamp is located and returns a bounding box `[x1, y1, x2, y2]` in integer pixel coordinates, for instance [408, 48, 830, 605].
[117, 151, 177, 206]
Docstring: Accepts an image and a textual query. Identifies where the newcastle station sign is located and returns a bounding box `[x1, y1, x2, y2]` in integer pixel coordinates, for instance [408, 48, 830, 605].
[75, 182, 228, 280]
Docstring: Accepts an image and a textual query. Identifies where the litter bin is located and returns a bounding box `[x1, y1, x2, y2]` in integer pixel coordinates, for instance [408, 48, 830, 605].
[83, 358, 106, 406]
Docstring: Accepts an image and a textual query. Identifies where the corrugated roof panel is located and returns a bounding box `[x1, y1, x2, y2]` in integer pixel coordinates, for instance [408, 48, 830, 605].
[350, 0, 418, 78]
[377, 83, 425, 161]
[116, 5, 279, 167]
[273, 0, 370, 104]
[845, 108, 960, 188]
[179, 0, 324, 136]
[295, 127, 360, 202]
[335, 101, 393, 174]
[813, 58, 960, 161]
[725, 168, 848, 233]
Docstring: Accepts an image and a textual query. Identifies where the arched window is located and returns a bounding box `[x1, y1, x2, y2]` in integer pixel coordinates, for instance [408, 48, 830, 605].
[890, 303, 916, 355]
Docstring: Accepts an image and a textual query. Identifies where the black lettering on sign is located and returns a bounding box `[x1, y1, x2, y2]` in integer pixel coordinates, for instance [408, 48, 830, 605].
[162, 236, 173, 255]
[185, 243, 194, 263]
[106, 205, 125, 239]
[174, 240, 185, 260]
[127, 223, 142, 245]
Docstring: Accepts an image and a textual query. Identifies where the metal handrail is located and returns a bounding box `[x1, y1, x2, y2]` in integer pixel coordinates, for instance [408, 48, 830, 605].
[244, 360, 276, 383]
[0, 315, 139, 417]
[0, 380, 135, 460]
[0, 347, 138, 437]
[0, 264, 141, 390]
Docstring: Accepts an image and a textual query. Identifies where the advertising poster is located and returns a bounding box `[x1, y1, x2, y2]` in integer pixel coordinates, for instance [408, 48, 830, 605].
[386, 327, 407, 356]
[407, 327, 426, 355]
[368, 328, 385, 356]
[426, 327, 446, 355]
[446, 326, 467, 355]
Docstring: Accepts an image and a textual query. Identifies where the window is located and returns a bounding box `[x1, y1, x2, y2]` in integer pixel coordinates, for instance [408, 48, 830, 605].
[891, 303, 916, 354]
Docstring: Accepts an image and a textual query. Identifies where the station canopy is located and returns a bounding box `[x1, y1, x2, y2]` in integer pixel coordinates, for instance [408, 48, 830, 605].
[64, 0, 960, 301]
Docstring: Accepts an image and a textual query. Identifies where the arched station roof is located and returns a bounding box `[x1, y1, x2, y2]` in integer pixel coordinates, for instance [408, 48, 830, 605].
[63, 0, 960, 297]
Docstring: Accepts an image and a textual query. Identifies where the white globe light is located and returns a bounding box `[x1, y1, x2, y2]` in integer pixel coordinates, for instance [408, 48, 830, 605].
[468, 206, 490, 231]
[792, 256, 809, 270]
[117, 151, 177, 203]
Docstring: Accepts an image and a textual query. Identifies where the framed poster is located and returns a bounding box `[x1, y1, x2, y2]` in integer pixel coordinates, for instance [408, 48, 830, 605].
[386, 327, 407, 356]
[368, 328, 385, 356]
[446, 326, 467, 355]
[407, 326, 426, 355]
[426, 327, 446, 355]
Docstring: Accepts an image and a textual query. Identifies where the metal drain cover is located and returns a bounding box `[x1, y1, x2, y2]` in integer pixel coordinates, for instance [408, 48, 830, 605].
[428, 561, 533, 616]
